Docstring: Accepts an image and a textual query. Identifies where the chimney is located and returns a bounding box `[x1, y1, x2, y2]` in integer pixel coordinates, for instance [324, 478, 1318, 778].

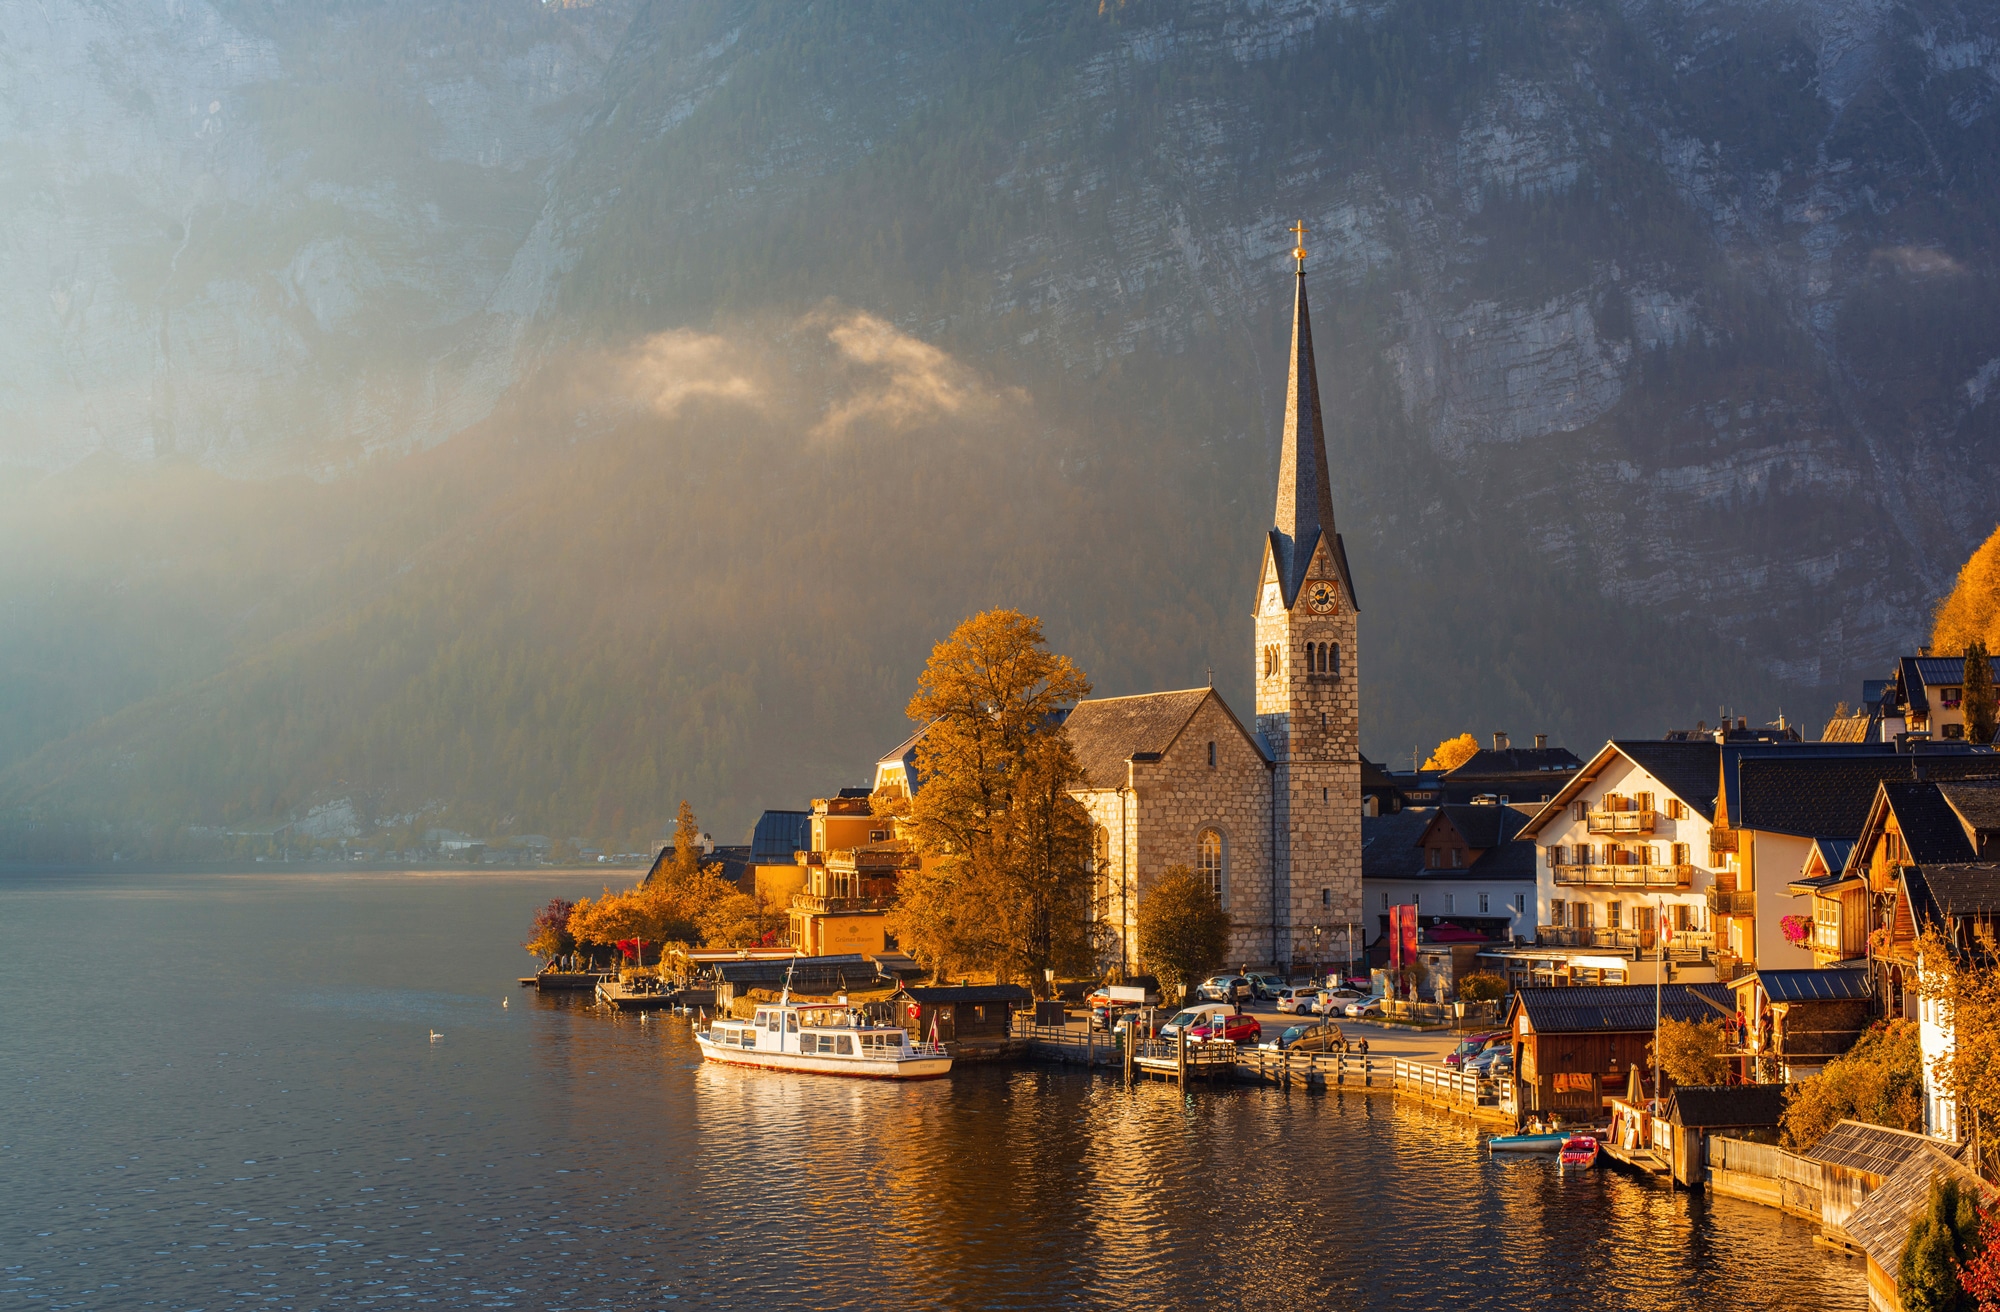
[1533, 733, 1547, 750]
[1493, 731, 1510, 751]
[1737, 717, 1748, 731]
[1696, 720, 1707, 734]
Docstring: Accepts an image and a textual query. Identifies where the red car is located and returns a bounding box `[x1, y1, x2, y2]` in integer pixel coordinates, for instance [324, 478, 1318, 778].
[1188, 1013, 1261, 1043]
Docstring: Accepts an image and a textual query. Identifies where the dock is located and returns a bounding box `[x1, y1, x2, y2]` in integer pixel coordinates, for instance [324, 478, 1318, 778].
[527, 969, 615, 992]
[1010, 1017, 1514, 1124]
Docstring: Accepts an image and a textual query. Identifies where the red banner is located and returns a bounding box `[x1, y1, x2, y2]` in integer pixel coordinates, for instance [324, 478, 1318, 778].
[1389, 904, 1419, 968]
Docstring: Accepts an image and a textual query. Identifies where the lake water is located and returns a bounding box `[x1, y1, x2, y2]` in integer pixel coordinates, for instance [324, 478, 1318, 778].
[1, 870, 1866, 1310]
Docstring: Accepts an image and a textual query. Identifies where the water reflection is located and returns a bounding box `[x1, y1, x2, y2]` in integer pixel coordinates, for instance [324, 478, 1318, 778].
[0, 871, 1865, 1311]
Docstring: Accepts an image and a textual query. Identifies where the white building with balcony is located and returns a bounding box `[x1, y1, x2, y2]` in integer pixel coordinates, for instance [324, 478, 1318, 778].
[1506, 740, 1727, 986]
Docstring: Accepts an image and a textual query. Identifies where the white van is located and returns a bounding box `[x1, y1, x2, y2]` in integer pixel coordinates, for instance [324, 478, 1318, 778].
[1159, 1002, 1234, 1039]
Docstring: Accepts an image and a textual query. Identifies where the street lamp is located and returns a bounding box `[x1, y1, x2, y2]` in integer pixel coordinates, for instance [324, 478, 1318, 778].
[1311, 925, 1324, 986]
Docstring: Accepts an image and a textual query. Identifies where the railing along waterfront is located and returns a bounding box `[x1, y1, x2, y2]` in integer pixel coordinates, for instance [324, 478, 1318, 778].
[1553, 863, 1694, 888]
[1586, 809, 1657, 835]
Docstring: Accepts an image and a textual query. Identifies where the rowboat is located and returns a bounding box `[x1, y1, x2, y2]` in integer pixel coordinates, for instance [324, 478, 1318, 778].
[1558, 1135, 1601, 1168]
[1488, 1131, 1567, 1153]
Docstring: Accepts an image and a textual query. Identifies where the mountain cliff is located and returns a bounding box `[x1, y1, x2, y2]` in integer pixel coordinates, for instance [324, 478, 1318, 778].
[5, 0, 1999, 849]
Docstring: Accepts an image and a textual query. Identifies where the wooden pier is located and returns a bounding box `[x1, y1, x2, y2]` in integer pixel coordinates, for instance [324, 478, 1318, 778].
[1010, 1017, 1514, 1124]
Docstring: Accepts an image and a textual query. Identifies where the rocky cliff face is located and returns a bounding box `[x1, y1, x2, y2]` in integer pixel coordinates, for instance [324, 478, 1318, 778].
[4, 0, 1999, 839]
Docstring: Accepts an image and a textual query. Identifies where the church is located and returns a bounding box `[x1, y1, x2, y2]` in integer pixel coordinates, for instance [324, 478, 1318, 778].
[1064, 246, 1363, 975]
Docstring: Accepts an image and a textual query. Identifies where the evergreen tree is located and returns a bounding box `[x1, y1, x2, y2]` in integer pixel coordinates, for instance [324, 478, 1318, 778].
[1899, 1174, 1983, 1312]
[1964, 641, 1997, 746]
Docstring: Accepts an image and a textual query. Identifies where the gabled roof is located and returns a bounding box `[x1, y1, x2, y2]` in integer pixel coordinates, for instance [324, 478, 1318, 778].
[1880, 780, 1982, 864]
[1266, 271, 1356, 612]
[1444, 746, 1585, 779]
[1063, 688, 1267, 790]
[1900, 654, 1999, 714]
[892, 984, 1033, 1005]
[1938, 779, 2000, 837]
[1666, 1083, 1789, 1129]
[1745, 967, 1872, 1002]
[1431, 803, 1530, 850]
[1512, 983, 1733, 1034]
[873, 720, 936, 795]
[1842, 1143, 1994, 1275]
[1803, 1119, 1954, 1176]
[1735, 755, 1930, 839]
[1717, 742, 1903, 825]
[1910, 863, 2000, 922]
[1517, 740, 1721, 837]
[1820, 711, 1871, 743]
[1361, 808, 1432, 880]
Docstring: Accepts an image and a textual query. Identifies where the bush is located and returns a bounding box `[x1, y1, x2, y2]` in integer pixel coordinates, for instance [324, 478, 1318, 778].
[1137, 865, 1231, 1001]
[1781, 1019, 1924, 1150]
[1457, 970, 1507, 1004]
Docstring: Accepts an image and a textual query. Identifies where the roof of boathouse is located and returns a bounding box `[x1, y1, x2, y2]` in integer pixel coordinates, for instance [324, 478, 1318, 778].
[1803, 1120, 1960, 1179]
[1511, 984, 1733, 1035]
[1665, 1083, 1789, 1130]
[890, 984, 1033, 1006]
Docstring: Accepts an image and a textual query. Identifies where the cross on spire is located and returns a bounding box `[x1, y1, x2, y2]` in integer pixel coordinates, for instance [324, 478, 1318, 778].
[1289, 220, 1309, 273]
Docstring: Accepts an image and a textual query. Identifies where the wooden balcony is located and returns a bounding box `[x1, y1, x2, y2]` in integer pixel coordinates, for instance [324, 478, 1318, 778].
[1552, 862, 1693, 889]
[1707, 888, 1755, 917]
[1586, 808, 1657, 835]
[788, 893, 897, 914]
[1533, 927, 1715, 958]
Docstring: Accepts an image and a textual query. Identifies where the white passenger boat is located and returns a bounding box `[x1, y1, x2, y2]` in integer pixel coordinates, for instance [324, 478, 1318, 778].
[694, 983, 952, 1080]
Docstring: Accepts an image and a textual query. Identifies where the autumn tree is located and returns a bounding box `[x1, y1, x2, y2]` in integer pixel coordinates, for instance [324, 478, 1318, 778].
[886, 609, 1098, 993]
[1965, 641, 1996, 746]
[1137, 865, 1232, 1001]
[524, 897, 577, 962]
[1781, 1019, 1925, 1150]
[670, 799, 704, 879]
[1934, 525, 2000, 657]
[1423, 733, 1480, 771]
[1456, 970, 1508, 1004]
[1899, 1175, 1984, 1312]
[1650, 1016, 1732, 1088]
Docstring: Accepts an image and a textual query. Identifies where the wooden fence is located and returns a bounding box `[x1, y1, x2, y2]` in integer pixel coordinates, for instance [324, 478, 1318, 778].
[1706, 1135, 1822, 1219]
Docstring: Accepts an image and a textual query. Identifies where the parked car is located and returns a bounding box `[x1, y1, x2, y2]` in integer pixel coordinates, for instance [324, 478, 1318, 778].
[1444, 1032, 1506, 1066]
[1246, 972, 1286, 1000]
[1112, 1009, 1167, 1041]
[1159, 1003, 1234, 1039]
[1466, 1045, 1514, 1076]
[1275, 1022, 1344, 1052]
[1273, 987, 1317, 1014]
[1314, 989, 1364, 1015]
[1196, 975, 1253, 1003]
[1187, 1012, 1262, 1044]
[1344, 996, 1386, 1019]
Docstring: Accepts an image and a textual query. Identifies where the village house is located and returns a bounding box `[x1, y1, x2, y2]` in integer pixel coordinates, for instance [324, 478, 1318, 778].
[1513, 740, 1729, 986]
[1726, 966, 1873, 1082]
[1360, 803, 1537, 991]
[1875, 652, 2000, 743]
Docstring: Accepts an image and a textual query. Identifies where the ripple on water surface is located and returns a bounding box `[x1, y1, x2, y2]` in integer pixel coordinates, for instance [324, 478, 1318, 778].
[0, 871, 1865, 1310]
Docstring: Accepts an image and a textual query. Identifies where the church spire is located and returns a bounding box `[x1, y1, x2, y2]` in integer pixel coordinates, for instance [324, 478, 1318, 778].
[1268, 228, 1352, 611]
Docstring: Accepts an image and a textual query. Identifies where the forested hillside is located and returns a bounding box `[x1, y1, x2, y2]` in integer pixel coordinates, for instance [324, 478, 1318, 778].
[4, 0, 1999, 856]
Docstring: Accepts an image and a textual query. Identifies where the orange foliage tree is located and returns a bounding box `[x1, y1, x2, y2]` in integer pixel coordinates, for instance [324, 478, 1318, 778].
[1423, 733, 1480, 771]
[1934, 524, 2000, 656]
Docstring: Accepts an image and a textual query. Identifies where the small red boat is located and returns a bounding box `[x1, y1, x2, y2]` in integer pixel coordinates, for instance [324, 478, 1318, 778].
[1558, 1135, 1601, 1168]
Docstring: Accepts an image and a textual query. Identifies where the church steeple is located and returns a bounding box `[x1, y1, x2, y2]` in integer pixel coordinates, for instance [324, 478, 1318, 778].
[1267, 235, 1357, 613]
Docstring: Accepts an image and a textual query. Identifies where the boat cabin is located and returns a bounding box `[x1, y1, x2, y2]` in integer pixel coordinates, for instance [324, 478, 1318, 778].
[705, 1001, 916, 1058]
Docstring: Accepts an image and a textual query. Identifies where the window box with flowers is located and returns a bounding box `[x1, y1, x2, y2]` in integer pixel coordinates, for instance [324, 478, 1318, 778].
[1780, 914, 1812, 946]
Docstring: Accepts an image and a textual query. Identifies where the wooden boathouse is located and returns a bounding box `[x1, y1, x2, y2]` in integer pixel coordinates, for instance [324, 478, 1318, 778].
[1506, 983, 1733, 1119]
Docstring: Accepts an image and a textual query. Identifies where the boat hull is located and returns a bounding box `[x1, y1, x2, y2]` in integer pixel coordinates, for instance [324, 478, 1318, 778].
[1488, 1132, 1567, 1153]
[696, 1037, 952, 1080]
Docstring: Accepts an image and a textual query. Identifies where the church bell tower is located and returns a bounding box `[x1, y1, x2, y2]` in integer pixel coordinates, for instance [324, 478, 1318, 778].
[1253, 225, 1362, 968]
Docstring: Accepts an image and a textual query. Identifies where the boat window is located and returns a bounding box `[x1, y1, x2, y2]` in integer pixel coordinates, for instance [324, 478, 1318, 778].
[754, 1011, 766, 1027]
[836, 1035, 854, 1055]
[740, 1029, 756, 1048]
[767, 1012, 781, 1032]
[785, 1014, 798, 1033]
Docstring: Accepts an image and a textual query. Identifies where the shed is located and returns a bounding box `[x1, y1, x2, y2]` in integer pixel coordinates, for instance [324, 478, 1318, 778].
[1804, 1119, 1960, 1237]
[1663, 1084, 1788, 1188]
[1838, 1141, 1993, 1311]
[886, 984, 1032, 1050]
[1506, 983, 1733, 1117]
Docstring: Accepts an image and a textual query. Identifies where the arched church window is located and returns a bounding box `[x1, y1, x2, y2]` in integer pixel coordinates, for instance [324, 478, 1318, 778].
[1196, 828, 1226, 905]
[1329, 642, 1341, 677]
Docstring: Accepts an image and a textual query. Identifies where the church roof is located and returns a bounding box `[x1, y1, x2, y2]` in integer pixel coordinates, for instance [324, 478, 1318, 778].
[1063, 688, 1265, 790]
[1269, 271, 1357, 612]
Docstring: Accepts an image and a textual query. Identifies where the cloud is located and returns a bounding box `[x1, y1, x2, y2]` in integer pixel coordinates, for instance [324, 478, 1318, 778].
[809, 310, 1017, 438]
[620, 330, 762, 417]
[1871, 245, 1967, 278]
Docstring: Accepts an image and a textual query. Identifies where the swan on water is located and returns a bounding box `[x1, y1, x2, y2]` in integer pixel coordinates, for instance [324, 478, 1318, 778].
[429, 1031, 443, 1042]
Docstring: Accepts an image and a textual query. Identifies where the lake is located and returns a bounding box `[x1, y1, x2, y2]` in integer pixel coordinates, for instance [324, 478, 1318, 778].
[0, 869, 1866, 1310]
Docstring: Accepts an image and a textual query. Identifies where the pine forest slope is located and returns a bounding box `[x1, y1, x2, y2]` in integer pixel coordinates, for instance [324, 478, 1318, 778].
[4, 0, 2000, 853]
